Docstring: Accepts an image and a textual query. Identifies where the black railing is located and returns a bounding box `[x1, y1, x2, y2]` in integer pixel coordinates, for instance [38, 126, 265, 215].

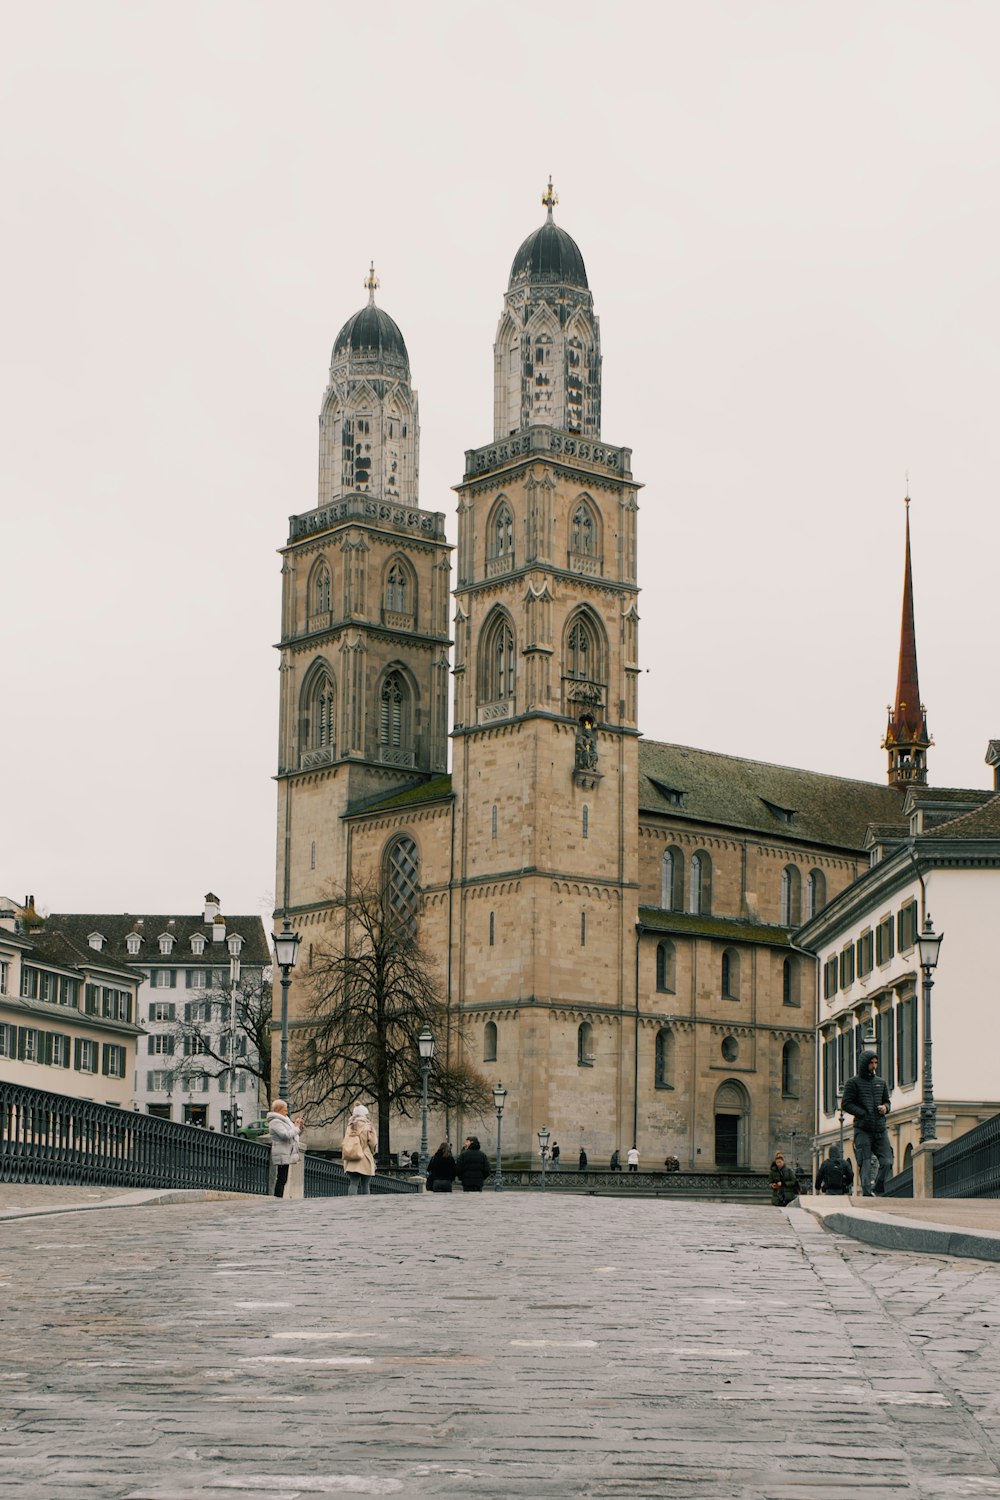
[1, 1080, 269, 1194]
[882, 1164, 914, 1197]
[304, 1157, 419, 1197]
[485, 1168, 780, 1195]
[933, 1113, 1000, 1199]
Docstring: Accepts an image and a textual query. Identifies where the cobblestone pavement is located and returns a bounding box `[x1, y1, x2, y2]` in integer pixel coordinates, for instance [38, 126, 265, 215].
[3, 1195, 1000, 1500]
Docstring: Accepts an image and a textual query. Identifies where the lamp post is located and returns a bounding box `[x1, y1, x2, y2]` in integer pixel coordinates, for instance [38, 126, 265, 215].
[492, 1080, 507, 1191]
[837, 1084, 845, 1165]
[418, 1026, 435, 1177]
[271, 918, 301, 1102]
[227, 933, 243, 1135]
[538, 1125, 550, 1190]
[917, 913, 944, 1143]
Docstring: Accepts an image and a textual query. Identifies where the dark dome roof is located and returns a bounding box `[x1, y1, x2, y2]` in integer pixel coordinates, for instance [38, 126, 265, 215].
[509, 219, 588, 290]
[332, 302, 409, 369]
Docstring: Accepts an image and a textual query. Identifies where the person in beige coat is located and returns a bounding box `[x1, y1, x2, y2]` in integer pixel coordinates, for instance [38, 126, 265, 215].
[341, 1104, 378, 1196]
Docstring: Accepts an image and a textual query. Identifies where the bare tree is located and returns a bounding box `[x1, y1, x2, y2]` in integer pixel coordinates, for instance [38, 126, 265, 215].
[159, 970, 272, 1119]
[298, 882, 492, 1161]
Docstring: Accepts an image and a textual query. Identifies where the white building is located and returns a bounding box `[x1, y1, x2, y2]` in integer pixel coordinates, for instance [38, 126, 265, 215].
[47, 895, 271, 1129]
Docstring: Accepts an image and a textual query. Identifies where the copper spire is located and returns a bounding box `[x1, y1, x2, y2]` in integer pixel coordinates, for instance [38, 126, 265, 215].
[883, 495, 931, 790]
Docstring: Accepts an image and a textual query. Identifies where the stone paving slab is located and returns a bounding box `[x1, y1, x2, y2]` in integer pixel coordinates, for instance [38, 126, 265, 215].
[3, 1193, 1000, 1498]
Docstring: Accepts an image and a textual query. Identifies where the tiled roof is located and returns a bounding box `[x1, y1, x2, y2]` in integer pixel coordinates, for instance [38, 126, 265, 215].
[25, 930, 139, 982]
[638, 741, 904, 850]
[904, 785, 995, 808]
[924, 793, 1000, 839]
[349, 774, 453, 817]
[638, 906, 795, 948]
[45, 913, 271, 966]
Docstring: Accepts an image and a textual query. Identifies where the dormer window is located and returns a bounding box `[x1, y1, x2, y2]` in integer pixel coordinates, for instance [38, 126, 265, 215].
[190, 934, 206, 956]
[88, 932, 104, 951]
[763, 799, 796, 824]
[159, 934, 175, 955]
[126, 934, 142, 955]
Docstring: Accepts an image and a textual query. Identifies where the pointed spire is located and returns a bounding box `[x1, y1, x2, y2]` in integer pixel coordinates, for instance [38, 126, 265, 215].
[364, 261, 379, 305]
[883, 493, 931, 790]
[542, 177, 558, 223]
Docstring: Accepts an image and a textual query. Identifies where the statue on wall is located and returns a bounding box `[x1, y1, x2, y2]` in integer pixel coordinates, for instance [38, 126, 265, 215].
[575, 713, 599, 772]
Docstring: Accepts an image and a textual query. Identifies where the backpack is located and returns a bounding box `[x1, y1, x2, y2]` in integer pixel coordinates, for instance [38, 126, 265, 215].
[824, 1158, 846, 1192]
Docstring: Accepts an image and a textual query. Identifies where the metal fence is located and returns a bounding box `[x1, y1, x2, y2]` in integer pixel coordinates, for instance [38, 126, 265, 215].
[933, 1113, 1000, 1199]
[0, 1081, 419, 1199]
[882, 1164, 914, 1197]
[488, 1168, 782, 1197]
[0, 1080, 269, 1193]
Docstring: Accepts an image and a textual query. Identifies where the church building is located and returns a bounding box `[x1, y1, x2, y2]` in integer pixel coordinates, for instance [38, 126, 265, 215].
[273, 186, 910, 1168]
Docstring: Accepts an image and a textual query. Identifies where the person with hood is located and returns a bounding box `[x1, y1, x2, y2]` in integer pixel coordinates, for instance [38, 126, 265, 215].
[456, 1135, 491, 1191]
[267, 1099, 304, 1199]
[815, 1144, 854, 1196]
[426, 1141, 457, 1193]
[769, 1151, 799, 1206]
[841, 1048, 893, 1196]
[341, 1103, 378, 1196]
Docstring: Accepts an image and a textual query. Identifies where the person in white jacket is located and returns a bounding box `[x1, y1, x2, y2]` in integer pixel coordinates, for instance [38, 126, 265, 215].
[267, 1099, 303, 1199]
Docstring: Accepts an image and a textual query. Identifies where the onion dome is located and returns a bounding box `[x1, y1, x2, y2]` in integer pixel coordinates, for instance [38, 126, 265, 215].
[508, 180, 588, 291]
[332, 264, 409, 372]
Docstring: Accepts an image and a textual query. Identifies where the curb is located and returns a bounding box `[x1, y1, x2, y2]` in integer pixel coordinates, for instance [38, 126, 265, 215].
[798, 1196, 1000, 1262]
[0, 1188, 258, 1222]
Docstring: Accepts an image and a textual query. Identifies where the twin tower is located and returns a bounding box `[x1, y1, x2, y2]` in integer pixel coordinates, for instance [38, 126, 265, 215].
[274, 185, 643, 1147]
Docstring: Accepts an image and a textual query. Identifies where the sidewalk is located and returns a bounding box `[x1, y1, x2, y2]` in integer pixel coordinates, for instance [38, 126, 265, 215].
[0, 1182, 252, 1220]
[799, 1191, 1000, 1261]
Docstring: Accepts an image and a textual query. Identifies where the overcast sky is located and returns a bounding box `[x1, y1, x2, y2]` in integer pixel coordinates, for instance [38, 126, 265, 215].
[2, 1, 997, 921]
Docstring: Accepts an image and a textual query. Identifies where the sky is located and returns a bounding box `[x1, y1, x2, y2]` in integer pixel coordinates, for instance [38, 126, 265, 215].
[2, 1, 998, 920]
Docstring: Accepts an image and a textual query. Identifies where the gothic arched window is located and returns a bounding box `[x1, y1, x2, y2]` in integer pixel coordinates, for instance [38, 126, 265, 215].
[566, 614, 599, 681]
[480, 611, 516, 703]
[571, 501, 596, 556]
[490, 500, 514, 562]
[655, 1027, 675, 1088]
[384, 561, 409, 614]
[781, 865, 802, 926]
[301, 666, 336, 755]
[661, 847, 685, 911]
[378, 670, 410, 750]
[312, 564, 331, 617]
[577, 1020, 593, 1067]
[484, 1020, 497, 1063]
[806, 869, 827, 921]
[690, 851, 712, 915]
[384, 835, 419, 929]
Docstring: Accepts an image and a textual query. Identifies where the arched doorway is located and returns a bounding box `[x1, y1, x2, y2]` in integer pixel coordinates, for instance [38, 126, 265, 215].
[714, 1080, 750, 1168]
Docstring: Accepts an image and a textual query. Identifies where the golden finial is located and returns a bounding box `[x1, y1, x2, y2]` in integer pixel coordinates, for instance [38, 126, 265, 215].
[542, 177, 558, 220]
[904, 470, 910, 506]
[364, 261, 380, 303]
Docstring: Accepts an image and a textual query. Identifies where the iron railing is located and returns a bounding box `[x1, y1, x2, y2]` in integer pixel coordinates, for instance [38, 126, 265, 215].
[478, 1168, 783, 1196]
[933, 1113, 1000, 1199]
[0, 1080, 269, 1193]
[882, 1165, 914, 1197]
[0, 1081, 419, 1199]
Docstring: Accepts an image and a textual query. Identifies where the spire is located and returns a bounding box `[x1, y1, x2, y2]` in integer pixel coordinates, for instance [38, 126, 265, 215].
[364, 261, 379, 305]
[541, 177, 558, 223]
[883, 493, 931, 790]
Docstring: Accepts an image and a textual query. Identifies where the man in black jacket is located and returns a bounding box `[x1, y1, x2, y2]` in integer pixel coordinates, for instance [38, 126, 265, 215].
[841, 1049, 893, 1196]
[815, 1144, 854, 1195]
[456, 1136, 491, 1192]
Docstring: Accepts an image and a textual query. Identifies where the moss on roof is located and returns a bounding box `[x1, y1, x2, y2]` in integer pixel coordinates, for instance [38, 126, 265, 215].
[350, 773, 454, 817]
[638, 905, 794, 948]
[638, 740, 904, 849]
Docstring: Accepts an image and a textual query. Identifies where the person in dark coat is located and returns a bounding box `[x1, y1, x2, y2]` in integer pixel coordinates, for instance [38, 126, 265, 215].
[609, 1149, 621, 1171]
[815, 1144, 854, 1196]
[550, 1141, 561, 1170]
[426, 1141, 457, 1193]
[769, 1151, 800, 1206]
[841, 1049, 893, 1196]
[578, 1147, 588, 1171]
[456, 1135, 491, 1191]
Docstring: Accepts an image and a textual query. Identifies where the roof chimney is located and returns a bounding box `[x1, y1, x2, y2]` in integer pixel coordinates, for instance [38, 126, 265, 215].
[203, 893, 220, 923]
[987, 740, 1000, 791]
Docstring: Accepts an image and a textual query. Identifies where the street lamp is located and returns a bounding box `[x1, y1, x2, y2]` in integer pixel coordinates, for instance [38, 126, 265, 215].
[272, 918, 301, 1102]
[917, 913, 944, 1143]
[492, 1080, 507, 1191]
[837, 1083, 846, 1165]
[227, 933, 244, 1135]
[538, 1125, 551, 1190]
[418, 1026, 435, 1177]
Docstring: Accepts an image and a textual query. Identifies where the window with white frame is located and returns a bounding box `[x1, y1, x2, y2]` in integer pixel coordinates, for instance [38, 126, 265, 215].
[149, 1001, 175, 1022]
[147, 1070, 172, 1092]
[50, 1033, 71, 1068]
[148, 1034, 175, 1056]
[102, 1044, 127, 1078]
[75, 1038, 99, 1073]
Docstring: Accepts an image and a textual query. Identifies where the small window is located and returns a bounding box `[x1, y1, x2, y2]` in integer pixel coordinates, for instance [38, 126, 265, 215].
[577, 1021, 594, 1067]
[876, 915, 895, 965]
[783, 956, 801, 1006]
[897, 900, 918, 952]
[582, 804, 589, 839]
[857, 930, 874, 978]
[839, 945, 855, 989]
[896, 995, 917, 1085]
[661, 848, 685, 911]
[807, 869, 827, 920]
[721, 1035, 739, 1063]
[780, 866, 802, 926]
[191, 934, 206, 956]
[310, 841, 317, 870]
[781, 1040, 800, 1097]
[581, 910, 587, 946]
[489, 911, 495, 947]
[159, 934, 174, 955]
[689, 851, 712, 915]
[126, 934, 141, 955]
[484, 1020, 497, 1063]
[491, 805, 498, 839]
[721, 948, 740, 999]
[823, 955, 838, 1000]
[655, 1027, 675, 1088]
[655, 940, 676, 994]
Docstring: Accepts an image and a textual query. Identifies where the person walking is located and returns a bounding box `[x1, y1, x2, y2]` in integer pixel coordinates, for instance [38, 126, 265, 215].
[341, 1103, 378, 1196]
[769, 1151, 800, 1206]
[627, 1146, 639, 1173]
[550, 1141, 561, 1170]
[426, 1141, 457, 1193]
[609, 1148, 620, 1171]
[266, 1099, 303, 1199]
[456, 1135, 491, 1192]
[579, 1147, 588, 1171]
[841, 1048, 893, 1196]
[814, 1144, 854, 1196]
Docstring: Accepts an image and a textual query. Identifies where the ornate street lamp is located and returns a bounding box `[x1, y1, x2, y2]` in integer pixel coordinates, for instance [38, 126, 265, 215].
[226, 932, 244, 1135]
[492, 1080, 507, 1191]
[271, 918, 301, 1102]
[917, 913, 944, 1143]
[418, 1026, 435, 1177]
[837, 1083, 846, 1167]
[538, 1124, 551, 1191]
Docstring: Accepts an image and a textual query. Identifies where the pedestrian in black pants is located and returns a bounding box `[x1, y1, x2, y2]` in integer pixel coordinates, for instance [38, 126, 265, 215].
[456, 1135, 491, 1192]
[579, 1147, 588, 1171]
[841, 1049, 893, 1195]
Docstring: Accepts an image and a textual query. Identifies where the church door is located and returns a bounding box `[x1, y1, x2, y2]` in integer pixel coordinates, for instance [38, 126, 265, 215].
[714, 1114, 739, 1167]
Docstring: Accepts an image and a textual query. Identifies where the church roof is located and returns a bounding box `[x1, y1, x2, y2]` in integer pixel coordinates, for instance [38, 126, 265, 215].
[509, 219, 589, 290]
[332, 303, 409, 370]
[638, 740, 904, 851]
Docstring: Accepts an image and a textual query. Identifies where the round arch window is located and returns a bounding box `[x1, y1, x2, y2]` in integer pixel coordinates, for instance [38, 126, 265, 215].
[721, 1035, 739, 1063]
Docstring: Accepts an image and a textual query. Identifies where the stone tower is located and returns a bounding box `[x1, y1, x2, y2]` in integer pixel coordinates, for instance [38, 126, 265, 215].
[883, 497, 931, 792]
[275, 269, 452, 915]
[450, 184, 643, 1156]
